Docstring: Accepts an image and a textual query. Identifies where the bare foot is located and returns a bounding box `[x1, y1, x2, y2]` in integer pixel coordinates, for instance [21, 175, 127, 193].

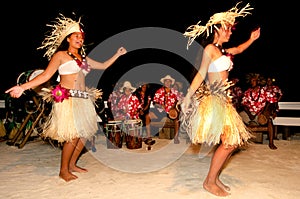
[70, 166, 88, 173]
[216, 179, 230, 192]
[203, 180, 230, 197]
[59, 171, 78, 182]
[269, 143, 277, 150]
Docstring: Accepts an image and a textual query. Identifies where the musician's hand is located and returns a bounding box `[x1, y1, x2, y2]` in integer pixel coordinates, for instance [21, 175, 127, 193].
[249, 113, 256, 121]
[139, 109, 144, 115]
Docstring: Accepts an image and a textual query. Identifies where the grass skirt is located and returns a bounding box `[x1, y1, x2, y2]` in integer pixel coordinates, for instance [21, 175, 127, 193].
[39, 87, 101, 143]
[180, 81, 252, 147]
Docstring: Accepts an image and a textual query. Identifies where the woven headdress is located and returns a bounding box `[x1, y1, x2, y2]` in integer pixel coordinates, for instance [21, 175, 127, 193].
[183, 2, 253, 49]
[37, 13, 83, 60]
[245, 73, 266, 86]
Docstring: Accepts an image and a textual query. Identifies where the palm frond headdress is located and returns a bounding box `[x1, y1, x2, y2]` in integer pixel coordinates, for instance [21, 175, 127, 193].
[183, 2, 253, 49]
[37, 13, 83, 60]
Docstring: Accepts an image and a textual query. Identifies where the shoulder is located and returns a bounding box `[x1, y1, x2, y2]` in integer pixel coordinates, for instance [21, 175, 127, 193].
[204, 44, 221, 59]
[204, 44, 216, 52]
[53, 51, 68, 58]
[51, 51, 70, 62]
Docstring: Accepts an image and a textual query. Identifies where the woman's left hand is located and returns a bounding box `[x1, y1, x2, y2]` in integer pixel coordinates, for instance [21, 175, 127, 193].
[251, 27, 261, 41]
[117, 47, 127, 56]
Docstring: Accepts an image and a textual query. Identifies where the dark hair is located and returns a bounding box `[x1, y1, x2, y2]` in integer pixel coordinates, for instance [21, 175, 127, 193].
[199, 24, 222, 47]
[56, 36, 70, 52]
[56, 31, 85, 55]
[134, 85, 150, 109]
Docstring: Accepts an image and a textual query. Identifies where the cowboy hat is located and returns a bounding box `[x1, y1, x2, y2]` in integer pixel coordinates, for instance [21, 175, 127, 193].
[120, 81, 136, 92]
[160, 75, 175, 85]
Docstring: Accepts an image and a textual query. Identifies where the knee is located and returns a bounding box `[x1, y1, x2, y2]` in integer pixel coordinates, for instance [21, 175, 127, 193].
[220, 143, 237, 152]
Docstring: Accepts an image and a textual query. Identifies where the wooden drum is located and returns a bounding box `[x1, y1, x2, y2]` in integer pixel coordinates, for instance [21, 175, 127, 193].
[123, 119, 143, 149]
[104, 120, 124, 149]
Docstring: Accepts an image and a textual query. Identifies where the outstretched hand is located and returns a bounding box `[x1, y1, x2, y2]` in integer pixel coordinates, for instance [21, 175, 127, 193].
[5, 85, 24, 98]
[117, 47, 127, 56]
[250, 27, 261, 41]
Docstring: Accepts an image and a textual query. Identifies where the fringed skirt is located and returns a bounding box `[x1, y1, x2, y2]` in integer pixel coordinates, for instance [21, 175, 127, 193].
[180, 81, 252, 147]
[39, 87, 102, 143]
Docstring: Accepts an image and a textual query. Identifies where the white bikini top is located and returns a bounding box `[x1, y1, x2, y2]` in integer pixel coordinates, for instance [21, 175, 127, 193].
[57, 60, 89, 82]
[208, 55, 233, 72]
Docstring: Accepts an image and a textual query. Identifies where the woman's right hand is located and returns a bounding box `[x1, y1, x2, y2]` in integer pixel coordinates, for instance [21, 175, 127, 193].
[5, 85, 25, 98]
[180, 96, 191, 115]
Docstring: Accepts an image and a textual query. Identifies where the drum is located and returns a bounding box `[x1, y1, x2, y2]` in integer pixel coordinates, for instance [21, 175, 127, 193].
[168, 107, 179, 120]
[257, 114, 268, 125]
[16, 69, 46, 114]
[17, 69, 45, 93]
[123, 119, 143, 149]
[104, 120, 124, 149]
[168, 102, 180, 120]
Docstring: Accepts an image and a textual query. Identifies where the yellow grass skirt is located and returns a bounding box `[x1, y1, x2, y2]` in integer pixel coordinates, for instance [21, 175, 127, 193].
[180, 82, 252, 147]
[39, 87, 101, 143]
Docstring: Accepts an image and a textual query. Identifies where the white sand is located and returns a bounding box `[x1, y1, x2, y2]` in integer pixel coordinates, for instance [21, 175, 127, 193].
[0, 131, 299, 199]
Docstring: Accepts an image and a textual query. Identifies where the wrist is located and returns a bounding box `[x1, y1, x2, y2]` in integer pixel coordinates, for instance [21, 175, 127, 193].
[186, 89, 194, 97]
[19, 85, 26, 92]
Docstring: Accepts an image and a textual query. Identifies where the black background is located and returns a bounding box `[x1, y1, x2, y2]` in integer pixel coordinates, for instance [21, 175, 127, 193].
[1, 0, 298, 101]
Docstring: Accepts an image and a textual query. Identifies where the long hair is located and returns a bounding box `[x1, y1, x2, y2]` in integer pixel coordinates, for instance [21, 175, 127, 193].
[199, 24, 221, 47]
[134, 85, 150, 110]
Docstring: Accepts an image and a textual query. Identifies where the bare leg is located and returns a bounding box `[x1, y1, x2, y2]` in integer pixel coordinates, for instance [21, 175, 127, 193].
[216, 152, 233, 192]
[91, 136, 97, 152]
[144, 114, 156, 146]
[267, 119, 277, 150]
[145, 113, 151, 138]
[174, 119, 180, 144]
[69, 138, 88, 173]
[203, 143, 235, 197]
[59, 139, 78, 182]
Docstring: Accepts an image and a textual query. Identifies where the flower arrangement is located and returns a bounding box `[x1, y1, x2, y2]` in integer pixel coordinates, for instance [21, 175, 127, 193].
[51, 84, 69, 102]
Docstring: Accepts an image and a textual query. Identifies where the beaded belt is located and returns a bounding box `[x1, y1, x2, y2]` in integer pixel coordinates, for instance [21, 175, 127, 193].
[69, 89, 89, 99]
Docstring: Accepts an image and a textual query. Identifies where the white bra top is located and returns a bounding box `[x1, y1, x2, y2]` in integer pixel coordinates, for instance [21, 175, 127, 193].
[57, 60, 89, 82]
[208, 55, 233, 72]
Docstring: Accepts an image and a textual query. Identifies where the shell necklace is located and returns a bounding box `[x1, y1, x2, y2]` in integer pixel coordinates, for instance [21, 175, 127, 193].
[67, 51, 90, 72]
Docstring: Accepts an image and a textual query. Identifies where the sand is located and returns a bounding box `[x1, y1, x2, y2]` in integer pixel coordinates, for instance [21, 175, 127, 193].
[0, 130, 299, 199]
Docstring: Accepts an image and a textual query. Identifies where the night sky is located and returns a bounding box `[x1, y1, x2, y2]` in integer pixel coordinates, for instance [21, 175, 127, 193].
[2, 0, 298, 101]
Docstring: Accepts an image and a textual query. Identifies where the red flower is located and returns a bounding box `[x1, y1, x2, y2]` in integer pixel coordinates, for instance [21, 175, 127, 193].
[51, 85, 69, 102]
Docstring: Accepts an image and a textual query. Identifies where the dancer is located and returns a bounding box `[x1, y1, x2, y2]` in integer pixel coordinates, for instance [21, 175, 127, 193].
[5, 14, 127, 182]
[180, 2, 260, 196]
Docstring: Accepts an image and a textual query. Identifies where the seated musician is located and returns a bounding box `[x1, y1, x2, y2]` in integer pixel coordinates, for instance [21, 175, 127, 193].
[239, 73, 277, 149]
[115, 81, 136, 120]
[127, 82, 155, 145]
[263, 77, 283, 119]
[152, 75, 181, 144]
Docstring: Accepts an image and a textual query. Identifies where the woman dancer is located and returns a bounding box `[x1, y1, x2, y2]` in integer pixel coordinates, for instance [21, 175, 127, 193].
[180, 2, 260, 196]
[5, 14, 127, 182]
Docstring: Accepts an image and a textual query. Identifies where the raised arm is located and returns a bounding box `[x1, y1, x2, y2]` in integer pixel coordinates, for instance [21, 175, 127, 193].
[87, 47, 127, 70]
[226, 27, 261, 55]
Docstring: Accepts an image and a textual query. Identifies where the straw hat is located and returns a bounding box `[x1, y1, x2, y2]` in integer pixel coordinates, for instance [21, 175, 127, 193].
[246, 73, 266, 86]
[183, 2, 253, 49]
[37, 13, 84, 60]
[119, 81, 136, 92]
[160, 75, 175, 85]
